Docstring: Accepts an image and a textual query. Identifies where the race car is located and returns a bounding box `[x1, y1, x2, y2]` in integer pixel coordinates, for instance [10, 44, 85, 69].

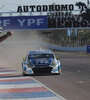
[22, 49, 61, 75]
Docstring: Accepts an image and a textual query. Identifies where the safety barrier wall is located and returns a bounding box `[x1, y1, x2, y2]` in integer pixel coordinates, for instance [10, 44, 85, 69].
[40, 42, 87, 52]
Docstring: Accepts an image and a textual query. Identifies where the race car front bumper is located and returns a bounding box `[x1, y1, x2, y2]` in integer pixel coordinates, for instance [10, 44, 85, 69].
[23, 66, 60, 75]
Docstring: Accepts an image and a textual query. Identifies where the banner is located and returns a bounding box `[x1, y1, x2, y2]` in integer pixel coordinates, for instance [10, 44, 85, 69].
[47, 11, 90, 28]
[0, 16, 48, 30]
[17, 4, 74, 12]
[16, 1, 90, 29]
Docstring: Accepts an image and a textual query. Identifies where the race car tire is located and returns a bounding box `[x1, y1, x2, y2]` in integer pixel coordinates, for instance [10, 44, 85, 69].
[23, 72, 27, 76]
[53, 73, 60, 75]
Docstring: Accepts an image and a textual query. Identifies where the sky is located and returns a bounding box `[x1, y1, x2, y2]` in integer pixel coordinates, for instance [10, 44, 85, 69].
[0, 0, 88, 12]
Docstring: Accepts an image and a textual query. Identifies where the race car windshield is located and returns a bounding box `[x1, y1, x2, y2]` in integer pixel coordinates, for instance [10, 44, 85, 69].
[28, 54, 54, 59]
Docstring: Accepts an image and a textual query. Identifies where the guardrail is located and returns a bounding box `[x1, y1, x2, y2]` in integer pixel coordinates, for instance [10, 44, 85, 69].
[40, 42, 87, 52]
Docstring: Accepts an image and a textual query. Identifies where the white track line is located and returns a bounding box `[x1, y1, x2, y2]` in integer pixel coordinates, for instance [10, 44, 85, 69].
[31, 77, 66, 100]
[0, 97, 64, 100]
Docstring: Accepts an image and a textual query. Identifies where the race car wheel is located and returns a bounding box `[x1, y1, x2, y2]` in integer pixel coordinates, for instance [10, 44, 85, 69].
[53, 73, 60, 75]
[23, 72, 27, 76]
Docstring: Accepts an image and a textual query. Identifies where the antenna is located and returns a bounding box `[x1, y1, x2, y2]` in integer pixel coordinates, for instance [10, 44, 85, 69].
[87, 0, 90, 5]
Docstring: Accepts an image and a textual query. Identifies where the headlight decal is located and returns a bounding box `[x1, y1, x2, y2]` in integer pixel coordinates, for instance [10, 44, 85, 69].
[51, 60, 58, 67]
[23, 67, 26, 71]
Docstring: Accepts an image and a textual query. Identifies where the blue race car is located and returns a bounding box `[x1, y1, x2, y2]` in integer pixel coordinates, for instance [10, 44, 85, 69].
[22, 50, 61, 75]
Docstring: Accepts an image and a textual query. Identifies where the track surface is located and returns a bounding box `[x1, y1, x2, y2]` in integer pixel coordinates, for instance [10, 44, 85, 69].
[0, 30, 90, 100]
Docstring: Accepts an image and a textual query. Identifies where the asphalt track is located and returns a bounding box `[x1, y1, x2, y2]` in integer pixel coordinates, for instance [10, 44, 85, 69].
[0, 30, 90, 100]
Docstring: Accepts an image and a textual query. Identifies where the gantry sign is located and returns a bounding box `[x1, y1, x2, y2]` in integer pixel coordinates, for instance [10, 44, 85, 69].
[0, 1, 90, 30]
[0, 16, 47, 30]
[17, 4, 74, 12]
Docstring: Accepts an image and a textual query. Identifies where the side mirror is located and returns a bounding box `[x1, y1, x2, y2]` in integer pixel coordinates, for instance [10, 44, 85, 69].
[22, 57, 26, 61]
[56, 56, 59, 60]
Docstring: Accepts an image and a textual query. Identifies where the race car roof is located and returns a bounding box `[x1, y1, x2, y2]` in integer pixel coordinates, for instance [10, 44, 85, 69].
[29, 50, 53, 55]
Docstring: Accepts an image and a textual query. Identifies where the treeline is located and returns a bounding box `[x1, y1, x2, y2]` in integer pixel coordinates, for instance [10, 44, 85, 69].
[41, 29, 90, 47]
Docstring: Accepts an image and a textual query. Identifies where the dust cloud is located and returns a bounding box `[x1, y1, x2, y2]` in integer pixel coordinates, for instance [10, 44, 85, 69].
[0, 30, 48, 74]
